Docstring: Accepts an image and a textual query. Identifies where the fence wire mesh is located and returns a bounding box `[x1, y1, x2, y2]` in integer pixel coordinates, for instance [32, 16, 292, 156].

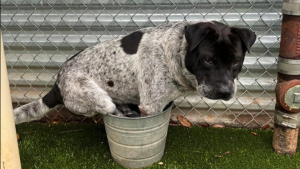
[1, 0, 282, 128]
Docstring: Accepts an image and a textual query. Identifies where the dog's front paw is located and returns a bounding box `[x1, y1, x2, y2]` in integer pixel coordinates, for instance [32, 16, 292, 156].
[138, 106, 150, 117]
[101, 102, 116, 115]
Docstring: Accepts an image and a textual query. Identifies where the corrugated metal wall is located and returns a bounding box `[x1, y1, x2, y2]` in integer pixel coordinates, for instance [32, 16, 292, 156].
[1, 0, 282, 128]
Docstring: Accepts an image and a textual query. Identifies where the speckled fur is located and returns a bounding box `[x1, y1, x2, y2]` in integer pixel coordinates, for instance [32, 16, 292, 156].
[57, 21, 198, 116]
[14, 99, 50, 124]
[13, 22, 199, 123]
[13, 21, 254, 124]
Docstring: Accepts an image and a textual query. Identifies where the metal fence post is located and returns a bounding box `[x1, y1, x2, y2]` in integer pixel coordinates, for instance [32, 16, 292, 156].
[272, 0, 300, 155]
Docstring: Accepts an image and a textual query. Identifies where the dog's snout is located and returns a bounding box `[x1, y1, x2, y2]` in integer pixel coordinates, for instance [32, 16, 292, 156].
[218, 86, 232, 100]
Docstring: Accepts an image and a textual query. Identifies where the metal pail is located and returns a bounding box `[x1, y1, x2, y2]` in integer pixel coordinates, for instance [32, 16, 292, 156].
[103, 102, 173, 168]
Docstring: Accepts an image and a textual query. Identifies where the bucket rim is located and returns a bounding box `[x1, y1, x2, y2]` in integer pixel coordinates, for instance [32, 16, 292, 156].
[104, 101, 173, 120]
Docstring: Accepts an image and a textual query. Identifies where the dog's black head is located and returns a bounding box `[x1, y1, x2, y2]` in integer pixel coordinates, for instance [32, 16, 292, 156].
[184, 21, 256, 100]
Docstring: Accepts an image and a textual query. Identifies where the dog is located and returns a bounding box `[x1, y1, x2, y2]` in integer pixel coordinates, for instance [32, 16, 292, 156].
[13, 21, 256, 124]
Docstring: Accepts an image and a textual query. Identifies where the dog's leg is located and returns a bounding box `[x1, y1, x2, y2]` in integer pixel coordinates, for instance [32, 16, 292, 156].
[60, 77, 116, 117]
[136, 47, 183, 116]
[138, 76, 176, 116]
[138, 102, 166, 117]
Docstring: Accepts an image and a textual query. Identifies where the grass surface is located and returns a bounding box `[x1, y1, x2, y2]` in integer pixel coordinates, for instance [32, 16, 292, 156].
[16, 123, 300, 169]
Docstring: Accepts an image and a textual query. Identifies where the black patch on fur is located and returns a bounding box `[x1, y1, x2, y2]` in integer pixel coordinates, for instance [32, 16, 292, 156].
[127, 103, 141, 114]
[66, 50, 83, 62]
[26, 109, 34, 118]
[113, 51, 116, 54]
[114, 103, 141, 117]
[172, 79, 180, 87]
[33, 102, 39, 113]
[107, 81, 114, 87]
[120, 31, 144, 54]
[22, 106, 30, 115]
[163, 102, 173, 111]
[42, 84, 63, 108]
[184, 22, 256, 101]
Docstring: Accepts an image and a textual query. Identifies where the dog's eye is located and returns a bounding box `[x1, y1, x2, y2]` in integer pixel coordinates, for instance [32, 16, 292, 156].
[204, 58, 213, 65]
[233, 60, 240, 66]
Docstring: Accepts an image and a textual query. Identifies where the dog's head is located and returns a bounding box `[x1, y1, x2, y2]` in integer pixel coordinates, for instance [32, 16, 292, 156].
[184, 21, 256, 100]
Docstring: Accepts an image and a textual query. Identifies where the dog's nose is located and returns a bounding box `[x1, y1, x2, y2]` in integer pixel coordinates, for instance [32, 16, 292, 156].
[218, 87, 232, 100]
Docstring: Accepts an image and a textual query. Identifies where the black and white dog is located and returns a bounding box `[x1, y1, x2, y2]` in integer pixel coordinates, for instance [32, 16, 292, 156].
[13, 21, 256, 124]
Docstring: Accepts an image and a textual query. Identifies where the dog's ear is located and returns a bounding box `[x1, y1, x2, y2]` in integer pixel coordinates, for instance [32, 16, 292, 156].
[231, 28, 256, 53]
[184, 22, 218, 52]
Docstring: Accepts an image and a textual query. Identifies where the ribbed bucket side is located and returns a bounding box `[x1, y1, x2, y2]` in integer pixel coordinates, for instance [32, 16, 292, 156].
[103, 103, 173, 168]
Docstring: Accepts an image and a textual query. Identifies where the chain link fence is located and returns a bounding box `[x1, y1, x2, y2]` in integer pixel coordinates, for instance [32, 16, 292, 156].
[1, 0, 282, 128]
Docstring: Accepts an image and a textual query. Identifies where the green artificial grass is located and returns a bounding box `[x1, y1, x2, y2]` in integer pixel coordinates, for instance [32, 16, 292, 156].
[16, 123, 300, 169]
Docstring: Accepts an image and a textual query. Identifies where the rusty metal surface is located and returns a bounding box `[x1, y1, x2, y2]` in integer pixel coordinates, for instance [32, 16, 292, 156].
[285, 85, 300, 109]
[279, 15, 300, 60]
[276, 80, 300, 113]
[273, 124, 299, 155]
[276, 14, 300, 114]
[273, 13, 300, 155]
[278, 73, 300, 82]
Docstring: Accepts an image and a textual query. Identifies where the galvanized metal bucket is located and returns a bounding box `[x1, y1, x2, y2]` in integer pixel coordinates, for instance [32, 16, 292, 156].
[103, 102, 173, 168]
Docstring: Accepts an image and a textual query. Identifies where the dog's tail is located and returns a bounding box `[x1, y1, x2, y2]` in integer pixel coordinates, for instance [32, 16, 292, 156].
[13, 84, 63, 124]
